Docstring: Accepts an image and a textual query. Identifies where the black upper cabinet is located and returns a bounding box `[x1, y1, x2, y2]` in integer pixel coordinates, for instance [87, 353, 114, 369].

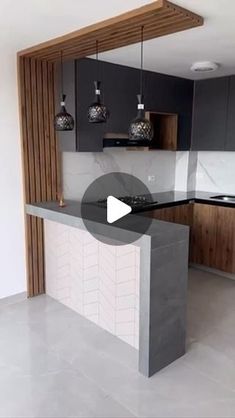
[192, 77, 230, 151]
[226, 76, 235, 151]
[145, 72, 193, 150]
[102, 62, 140, 135]
[57, 58, 194, 152]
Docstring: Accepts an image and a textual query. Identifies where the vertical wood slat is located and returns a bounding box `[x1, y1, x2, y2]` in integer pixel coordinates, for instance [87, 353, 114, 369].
[42, 61, 52, 201]
[18, 56, 60, 297]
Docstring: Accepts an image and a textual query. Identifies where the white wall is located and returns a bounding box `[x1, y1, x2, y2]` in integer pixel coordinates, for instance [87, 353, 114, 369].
[0, 50, 26, 298]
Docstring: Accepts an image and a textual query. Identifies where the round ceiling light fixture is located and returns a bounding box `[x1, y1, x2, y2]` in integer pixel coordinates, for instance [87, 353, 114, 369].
[190, 61, 219, 73]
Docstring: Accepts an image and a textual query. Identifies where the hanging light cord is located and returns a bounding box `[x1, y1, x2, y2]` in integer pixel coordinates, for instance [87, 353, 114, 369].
[140, 26, 144, 99]
[96, 40, 100, 82]
[96, 40, 99, 61]
[60, 51, 65, 102]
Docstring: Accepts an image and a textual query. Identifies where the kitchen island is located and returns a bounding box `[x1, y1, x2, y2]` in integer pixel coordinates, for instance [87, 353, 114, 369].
[26, 199, 189, 378]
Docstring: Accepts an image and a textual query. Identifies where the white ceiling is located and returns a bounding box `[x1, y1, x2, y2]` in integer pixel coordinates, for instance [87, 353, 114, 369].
[1, 0, 235, 80]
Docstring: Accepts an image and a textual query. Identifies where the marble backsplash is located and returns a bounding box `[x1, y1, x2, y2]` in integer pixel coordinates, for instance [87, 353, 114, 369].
[62, 150, 176, 200]
[196, 152, 235, 194]
[62, 149, 235, 200]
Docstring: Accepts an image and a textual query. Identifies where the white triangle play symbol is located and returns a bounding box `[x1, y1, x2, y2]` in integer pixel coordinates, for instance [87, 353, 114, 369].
[107, 196, 132, 224]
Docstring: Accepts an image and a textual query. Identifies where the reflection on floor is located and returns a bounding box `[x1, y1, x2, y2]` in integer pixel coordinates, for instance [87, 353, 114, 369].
[1, 267, 235, 418]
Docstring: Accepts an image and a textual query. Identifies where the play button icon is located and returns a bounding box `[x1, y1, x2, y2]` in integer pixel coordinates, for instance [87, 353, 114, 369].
[107, 196, 132, 224]
[81, 172, 153, 245]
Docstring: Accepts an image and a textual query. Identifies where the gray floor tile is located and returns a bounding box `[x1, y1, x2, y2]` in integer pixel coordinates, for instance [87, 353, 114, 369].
[0, 267, 235, 417]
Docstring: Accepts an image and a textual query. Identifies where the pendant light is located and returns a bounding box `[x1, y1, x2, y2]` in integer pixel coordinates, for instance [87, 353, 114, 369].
[88, 41, 109, 123]
[54, 51, 75, 131]
[129, 26, 153, 142]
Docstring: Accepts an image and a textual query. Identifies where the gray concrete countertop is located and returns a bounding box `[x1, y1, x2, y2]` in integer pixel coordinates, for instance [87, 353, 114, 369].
[26, 199, 189, 249]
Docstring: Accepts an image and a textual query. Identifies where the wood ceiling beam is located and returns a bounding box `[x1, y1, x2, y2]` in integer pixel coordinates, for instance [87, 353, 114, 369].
[18, 0, 203, 61]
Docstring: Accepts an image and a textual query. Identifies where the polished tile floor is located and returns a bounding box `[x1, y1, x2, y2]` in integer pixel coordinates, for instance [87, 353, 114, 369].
[1, 268, 235, 418]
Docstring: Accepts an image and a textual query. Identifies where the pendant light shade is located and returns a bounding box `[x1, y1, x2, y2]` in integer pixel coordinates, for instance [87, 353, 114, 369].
[88, 41, 109, 124]
[129, 26, 153, 142]
[54, 52, 75, 131]
[129, 94, 153, 141]
[88, 81, 109, 123]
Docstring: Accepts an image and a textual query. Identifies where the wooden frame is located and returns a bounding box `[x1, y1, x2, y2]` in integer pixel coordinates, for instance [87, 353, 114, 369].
[17, 1, 203, 296]
[146, 111, 178, 150]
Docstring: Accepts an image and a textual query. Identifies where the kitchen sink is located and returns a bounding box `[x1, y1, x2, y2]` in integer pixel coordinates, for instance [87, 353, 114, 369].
[211, 195, 235, 202]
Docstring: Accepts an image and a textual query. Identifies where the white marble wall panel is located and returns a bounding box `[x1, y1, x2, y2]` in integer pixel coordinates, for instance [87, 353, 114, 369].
[175, 151, 198, 191]
[62, 150, 176, 200]
[175, 152, 189, 191]
[44, 220, 140, 349]
[196, 152, 235, 194]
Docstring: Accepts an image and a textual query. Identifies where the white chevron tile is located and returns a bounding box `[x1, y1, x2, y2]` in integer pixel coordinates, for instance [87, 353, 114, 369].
[116, 266, 136, 283]
[57, 287, 70, 300]
[116, 245, 135, 256]
[117, 280, 136, 297]
[116, 321, 135, 336]
[83, 277, 99, 292]
[84, 290, 99, 305]
[84, 241, 98, 256]
[84, 253, 98, 269]
[116, 294, 136, 310]
[44, 220, 140, 350]
[83, 264, 99, 280]
[84, 302, 99, 316]
[99, 293, 115, 316]
[116, 308, 135, 323]
[116, 252, 136, 270]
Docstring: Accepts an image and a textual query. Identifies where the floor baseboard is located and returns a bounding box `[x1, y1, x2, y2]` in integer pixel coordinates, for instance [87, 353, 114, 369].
[190, 263, 235, 281]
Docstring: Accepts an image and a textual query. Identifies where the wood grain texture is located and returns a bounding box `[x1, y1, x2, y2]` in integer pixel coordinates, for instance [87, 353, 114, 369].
[146, 112, 178, 150]
[147, 204, 193, 226]
[191, 204, 218, 268]
[18, 57, 60, 296]
[191, 204, 235, 273]
[18, 0, 203, 61]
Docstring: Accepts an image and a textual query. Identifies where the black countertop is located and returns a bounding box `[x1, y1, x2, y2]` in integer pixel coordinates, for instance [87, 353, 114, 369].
[139, 190, 235, 211]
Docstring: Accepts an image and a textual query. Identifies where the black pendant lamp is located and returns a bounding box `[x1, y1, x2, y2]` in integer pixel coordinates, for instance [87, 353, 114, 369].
[54, 51, 75, 131]
[88, 41, 109, 123]
[129, 26, 153, 142]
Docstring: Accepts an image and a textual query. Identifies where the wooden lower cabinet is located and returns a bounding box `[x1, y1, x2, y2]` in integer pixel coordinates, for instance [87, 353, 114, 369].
[145, 203, 235, 274]
[146, 203, 193, 226]
[191, 204, 218, 267]
[191, 204, 235, 274]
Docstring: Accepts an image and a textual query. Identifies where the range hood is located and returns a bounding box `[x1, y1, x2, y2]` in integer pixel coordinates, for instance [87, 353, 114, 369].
[103, 133, 150, 148]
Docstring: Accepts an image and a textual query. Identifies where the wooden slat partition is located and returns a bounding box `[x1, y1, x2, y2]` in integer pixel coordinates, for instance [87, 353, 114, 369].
[18, 0, 203, 61]
[17, 0, 203, 297]
[18, 57, 60, 296]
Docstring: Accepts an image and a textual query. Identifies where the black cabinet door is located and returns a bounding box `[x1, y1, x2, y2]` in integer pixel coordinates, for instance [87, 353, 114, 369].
[192, 77, 229, 150]
[102, 61, 139, 136]
[226, 76, 235, 151]
[144, 71, 193, 150]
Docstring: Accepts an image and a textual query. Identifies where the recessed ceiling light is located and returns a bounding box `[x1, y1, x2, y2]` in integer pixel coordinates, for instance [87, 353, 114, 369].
[190, 61, 219, 73]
